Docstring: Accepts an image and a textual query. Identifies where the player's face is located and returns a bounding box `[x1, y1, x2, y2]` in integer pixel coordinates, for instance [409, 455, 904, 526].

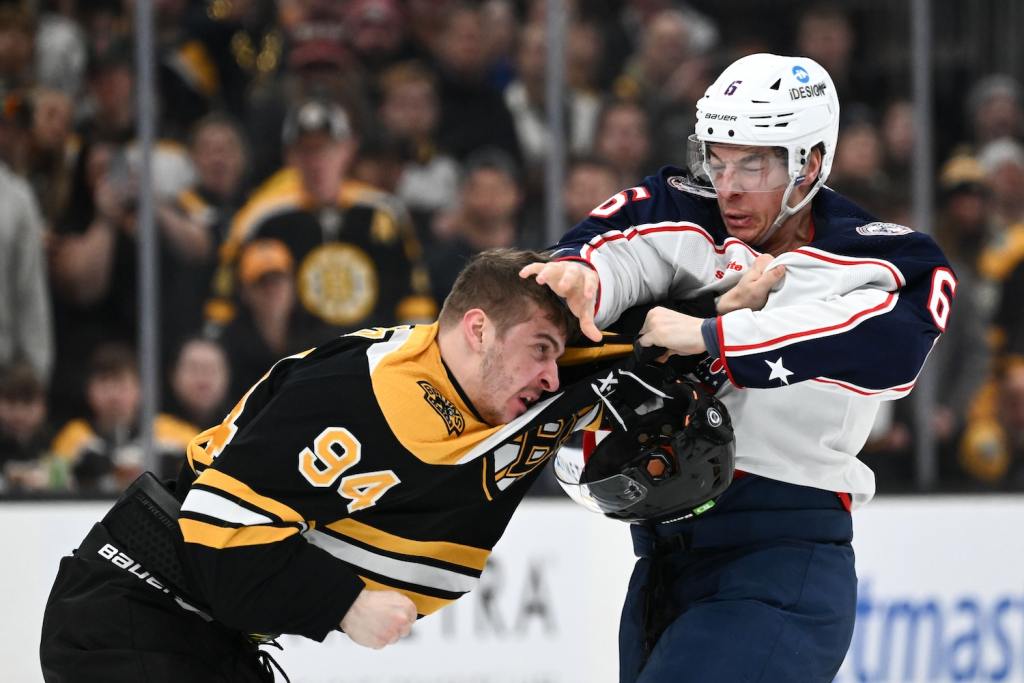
[476, 310, 564, 425]
[707, 143, 791, 245]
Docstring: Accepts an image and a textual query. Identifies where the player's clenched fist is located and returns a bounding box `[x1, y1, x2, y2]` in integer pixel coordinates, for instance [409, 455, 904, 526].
[340, 589, 417, 649]
[519, 260, 602, 342]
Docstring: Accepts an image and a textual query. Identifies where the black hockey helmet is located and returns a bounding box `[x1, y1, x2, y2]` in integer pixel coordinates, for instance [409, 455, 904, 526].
[555, 380, 735, 523]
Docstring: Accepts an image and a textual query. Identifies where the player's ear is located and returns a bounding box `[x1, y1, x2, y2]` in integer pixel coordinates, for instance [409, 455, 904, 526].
[462, 308, 488, 352]
[800, 147, 823, 186]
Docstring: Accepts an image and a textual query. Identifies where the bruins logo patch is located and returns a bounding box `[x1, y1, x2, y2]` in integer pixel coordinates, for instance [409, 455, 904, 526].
[417, 381, 465, 436]
[297, 243, 378, 325]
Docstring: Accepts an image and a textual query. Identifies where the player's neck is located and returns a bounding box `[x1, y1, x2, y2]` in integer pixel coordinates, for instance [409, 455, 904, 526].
[437, 326, 478, 399]
[761, 210, 814, 255]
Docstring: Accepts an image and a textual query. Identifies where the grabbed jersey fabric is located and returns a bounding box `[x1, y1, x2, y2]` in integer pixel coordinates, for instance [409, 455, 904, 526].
[551, 166, 957, 507]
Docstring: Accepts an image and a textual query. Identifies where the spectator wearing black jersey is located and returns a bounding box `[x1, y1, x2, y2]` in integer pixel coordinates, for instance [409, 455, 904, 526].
[207, 97, 436, 345]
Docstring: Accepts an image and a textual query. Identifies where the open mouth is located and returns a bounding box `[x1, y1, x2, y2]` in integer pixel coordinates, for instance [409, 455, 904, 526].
[724, 211, 752, 229]
[516, 392, 539, 412]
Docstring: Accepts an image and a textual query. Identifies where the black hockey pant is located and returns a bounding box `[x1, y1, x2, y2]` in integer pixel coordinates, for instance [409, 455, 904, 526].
[39, 522, 277, 683]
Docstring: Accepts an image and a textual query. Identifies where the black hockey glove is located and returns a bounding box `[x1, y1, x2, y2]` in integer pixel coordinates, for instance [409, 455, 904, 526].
[588, 356, 694, 433]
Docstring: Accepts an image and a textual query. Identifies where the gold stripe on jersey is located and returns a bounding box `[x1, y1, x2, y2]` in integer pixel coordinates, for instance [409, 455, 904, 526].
[187, 426, 217, 469]
[369, 324, 503, 465]
[193, 468, 304, 523]
[358, 576, 454, 616]
[324, 518, 490, 572]
[180, 518, 299, 548]
[558, 342, 633, 366]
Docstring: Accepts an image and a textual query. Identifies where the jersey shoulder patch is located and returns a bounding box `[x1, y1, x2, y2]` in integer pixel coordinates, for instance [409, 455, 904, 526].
[855, 222, 914, 237]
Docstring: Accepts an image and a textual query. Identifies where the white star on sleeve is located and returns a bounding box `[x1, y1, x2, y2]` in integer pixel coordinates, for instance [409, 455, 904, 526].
[765, 357, 794, 385]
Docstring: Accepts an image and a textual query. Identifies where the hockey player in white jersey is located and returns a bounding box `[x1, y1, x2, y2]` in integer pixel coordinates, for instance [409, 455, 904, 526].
[524, 53, 956, 682]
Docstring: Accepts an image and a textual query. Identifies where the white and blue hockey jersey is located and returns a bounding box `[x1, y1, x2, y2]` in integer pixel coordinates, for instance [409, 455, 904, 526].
[552, 167, 957, 506]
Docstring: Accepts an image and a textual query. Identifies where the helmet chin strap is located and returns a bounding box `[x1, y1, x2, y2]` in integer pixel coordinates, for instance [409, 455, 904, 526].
[752, 174, 820, 247]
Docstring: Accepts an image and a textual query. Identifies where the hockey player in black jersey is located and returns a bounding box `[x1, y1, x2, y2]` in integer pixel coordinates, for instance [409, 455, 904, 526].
[525, 54, 956, 682]
[39, 248, 730, 682]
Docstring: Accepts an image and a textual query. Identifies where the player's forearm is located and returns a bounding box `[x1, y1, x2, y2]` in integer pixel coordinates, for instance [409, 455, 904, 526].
[182, 538, 365, 641]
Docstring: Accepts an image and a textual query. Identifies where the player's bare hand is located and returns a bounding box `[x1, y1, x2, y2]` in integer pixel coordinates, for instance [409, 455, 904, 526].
[340, 589, 417, 649]
[637, 307, 706, 357]
[520, 261, 602, 342]
[716, 254, 786, 314]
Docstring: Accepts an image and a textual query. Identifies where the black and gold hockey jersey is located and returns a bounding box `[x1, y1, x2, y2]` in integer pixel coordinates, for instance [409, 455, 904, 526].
[206, 169, 436, 337]
[178, 323, 621, 641]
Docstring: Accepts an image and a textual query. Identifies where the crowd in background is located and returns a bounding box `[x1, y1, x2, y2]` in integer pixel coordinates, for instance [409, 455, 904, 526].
[0, 0, 1022, 497]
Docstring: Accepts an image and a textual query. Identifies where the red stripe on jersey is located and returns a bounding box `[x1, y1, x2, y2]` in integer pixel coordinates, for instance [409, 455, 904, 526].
[582, 223, 759, 260]
[716, 316, 743, 388]
[810, 376, 915, 396]
[723, 293, 896, 353]
[791, 248, 905, 288]
[836, 492, 852, 512]
[553, 256, 594, 268]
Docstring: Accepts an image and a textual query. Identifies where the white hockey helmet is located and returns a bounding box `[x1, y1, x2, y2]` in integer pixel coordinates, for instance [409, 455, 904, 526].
[686, 53, 840, 239]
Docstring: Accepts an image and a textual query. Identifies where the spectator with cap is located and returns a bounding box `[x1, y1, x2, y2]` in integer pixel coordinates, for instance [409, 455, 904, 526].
[209, 98, 436, 346]
[243, 0, 379, 187]
[217, 237, 304, 403]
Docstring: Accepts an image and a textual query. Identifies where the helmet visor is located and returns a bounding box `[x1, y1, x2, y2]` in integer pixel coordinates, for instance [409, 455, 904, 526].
[553, 448, 650, 514]
[686, 135, 793, 193]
